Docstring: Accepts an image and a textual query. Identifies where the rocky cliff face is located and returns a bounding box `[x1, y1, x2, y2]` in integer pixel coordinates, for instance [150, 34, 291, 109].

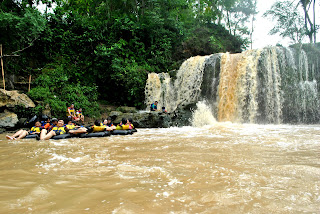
[0, 89, 35, 108]
[0, 89, 35, 129]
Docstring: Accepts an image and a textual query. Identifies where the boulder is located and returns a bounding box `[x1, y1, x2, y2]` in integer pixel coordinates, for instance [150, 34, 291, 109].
[116, 106, 137, 113]
[0, 110, 19, 128]
[109, 111, 122, 121]
[42, 103, 51, 117]
[0, 89, 35, 108]
[103, 105, 195, 128]
[131, 112, 172, 128]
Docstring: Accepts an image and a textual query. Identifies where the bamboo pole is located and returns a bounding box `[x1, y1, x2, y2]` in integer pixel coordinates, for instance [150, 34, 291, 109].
[28, 74, 31, 92]
[0, 44, 5, 90]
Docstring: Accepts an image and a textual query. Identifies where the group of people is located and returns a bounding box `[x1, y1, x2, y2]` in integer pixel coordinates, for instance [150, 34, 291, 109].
[6, 103, 136, 141]
[67, 104, 85, 123]
[5, 101, 166, 140]
[150, 101, 167, 113]
[6, 116, 135, 140]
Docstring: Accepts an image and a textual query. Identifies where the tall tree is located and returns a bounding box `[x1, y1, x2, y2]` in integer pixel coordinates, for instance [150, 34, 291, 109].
[222, 0, 257, 48]
[264, 1, 307, 44]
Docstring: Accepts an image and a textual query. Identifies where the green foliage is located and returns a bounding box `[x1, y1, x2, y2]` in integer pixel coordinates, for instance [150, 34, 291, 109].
[264, 1, 306, 44]
[0, 7, 47, 53]
[3, 0, 250, 114]
[13, 104, 39, 119]
[28, 64, 100, 118]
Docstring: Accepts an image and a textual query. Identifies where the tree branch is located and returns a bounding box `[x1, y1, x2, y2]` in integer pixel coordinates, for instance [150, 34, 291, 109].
[10, 36, 40, 55]
[1, 55, 20, 58]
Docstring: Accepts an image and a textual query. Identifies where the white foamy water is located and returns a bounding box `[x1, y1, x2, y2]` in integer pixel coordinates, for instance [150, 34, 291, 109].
[1, 124, 320, 213]
[191, 101, 216, 127]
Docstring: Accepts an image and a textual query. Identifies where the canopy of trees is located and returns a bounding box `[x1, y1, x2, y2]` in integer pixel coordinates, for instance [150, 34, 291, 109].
[0, 0, 256, 117]
[264, 0, 319, 44]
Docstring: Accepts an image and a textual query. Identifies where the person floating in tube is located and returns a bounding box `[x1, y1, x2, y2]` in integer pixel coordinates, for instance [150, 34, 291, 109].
[150, 101, 158, 111]
[6, 121, 43, 140]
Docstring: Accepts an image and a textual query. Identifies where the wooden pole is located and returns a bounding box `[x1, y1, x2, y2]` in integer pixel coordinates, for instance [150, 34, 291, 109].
[0, 44, 5, 90]
[28, 74, 31, 92]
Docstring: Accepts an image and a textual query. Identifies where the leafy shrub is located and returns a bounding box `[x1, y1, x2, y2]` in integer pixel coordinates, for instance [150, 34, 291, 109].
[28, 63, 100, 118]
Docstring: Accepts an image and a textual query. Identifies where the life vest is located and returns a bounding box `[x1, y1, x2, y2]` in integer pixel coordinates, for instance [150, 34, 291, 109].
[76, 111, 82, 117]
[66, 124, 76, 130]
[116, 124, 130, 130]
[128, 124, 134, 129]
[52, 127, 67, 135]
[67, 107, 75, 116]
[44, 123, 51, 129]
[92, 125, 106, 132]
[30, 126, 41, 133]
[106, 122, 113, 127]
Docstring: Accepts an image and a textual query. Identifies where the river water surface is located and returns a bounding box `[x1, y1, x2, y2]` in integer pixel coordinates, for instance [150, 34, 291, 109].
[1, 123, 320, 213]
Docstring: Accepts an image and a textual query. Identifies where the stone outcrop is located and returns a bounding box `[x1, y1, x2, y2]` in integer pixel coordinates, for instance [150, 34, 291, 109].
[0, 110, 19, 128]
[108, 104, 195, 128]
[116, 106, 137, 113]
[0, 89, 35, 108]
[0, 89, 35, 130]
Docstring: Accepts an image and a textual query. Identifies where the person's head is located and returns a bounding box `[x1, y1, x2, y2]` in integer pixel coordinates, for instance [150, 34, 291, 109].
[94, 120, 101, 126]
[155, 101, 158, 105]
[51, 118, 58, 125]
[67, 120, 73, 125]
[79, 108, 82, 112]
[70, 104, 74, 108]
[103, 119, 108, 125]
[121, 118, 127, 125]
[34, 121, 41, 127]
[57, 120, 64, 127]
[128, 118, 133, 124]
[107, 117, 112, 123]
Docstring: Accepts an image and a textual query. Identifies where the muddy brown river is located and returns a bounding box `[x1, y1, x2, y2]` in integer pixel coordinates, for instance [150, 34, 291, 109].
[0, 123, 320, 213]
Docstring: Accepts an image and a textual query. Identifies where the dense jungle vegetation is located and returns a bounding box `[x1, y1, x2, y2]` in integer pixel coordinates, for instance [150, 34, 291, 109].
[1, 0, 257, 117]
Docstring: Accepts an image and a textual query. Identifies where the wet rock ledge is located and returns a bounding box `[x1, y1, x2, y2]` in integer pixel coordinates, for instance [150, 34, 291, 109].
[0, 89, 35, 133]
[108, 104, 195, 128]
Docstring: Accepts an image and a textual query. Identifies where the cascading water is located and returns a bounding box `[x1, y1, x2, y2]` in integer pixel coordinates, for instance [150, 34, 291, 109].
[145, 55, 209, 112]
[145, 45, 320, 124]
[145, 73, 174, 112]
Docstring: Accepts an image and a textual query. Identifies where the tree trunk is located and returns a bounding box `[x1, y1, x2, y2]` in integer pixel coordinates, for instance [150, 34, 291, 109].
[313, 0, 316, 43]
[300, 0, 314, 43]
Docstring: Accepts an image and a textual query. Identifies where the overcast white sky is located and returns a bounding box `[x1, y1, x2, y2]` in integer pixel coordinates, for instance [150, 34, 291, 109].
[252, 0, 320, 49]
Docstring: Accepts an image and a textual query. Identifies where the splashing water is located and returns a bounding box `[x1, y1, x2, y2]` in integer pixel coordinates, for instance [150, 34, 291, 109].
[191, 101, 216, 127]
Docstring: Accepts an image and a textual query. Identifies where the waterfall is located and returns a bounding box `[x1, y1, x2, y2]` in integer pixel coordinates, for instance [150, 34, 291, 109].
[145, 55, 209, 112]
[218, 50, 261, 123]
[145, 73, 174, 112]
[145, 45, 320, 124]
[258, 47, 282, 123]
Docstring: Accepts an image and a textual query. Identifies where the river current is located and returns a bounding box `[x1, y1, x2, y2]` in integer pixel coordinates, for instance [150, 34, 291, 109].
[1, 123, 320, 213]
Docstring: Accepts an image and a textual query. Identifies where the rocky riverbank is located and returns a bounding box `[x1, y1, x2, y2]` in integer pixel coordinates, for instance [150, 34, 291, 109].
[89, 104, 196, 128]
[0, 89, 196, 133]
